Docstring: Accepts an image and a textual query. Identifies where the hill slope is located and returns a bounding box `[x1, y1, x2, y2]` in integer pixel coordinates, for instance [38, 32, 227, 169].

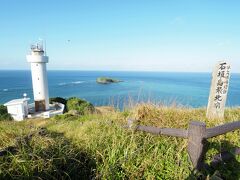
[0, 104, 240, 179]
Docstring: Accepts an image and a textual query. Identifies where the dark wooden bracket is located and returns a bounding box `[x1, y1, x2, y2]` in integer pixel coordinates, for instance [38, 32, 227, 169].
[127, 118, 240, 170]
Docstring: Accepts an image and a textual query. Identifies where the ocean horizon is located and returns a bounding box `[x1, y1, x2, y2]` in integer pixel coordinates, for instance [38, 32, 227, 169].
[0, 70, 240, 109]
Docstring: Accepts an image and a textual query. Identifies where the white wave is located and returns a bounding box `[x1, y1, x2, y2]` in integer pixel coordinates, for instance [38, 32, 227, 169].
[58, 81, 85, 86]
[58, 83, 67, 86]
[71, 81, 84, 84]
[3, 89, 8, 92]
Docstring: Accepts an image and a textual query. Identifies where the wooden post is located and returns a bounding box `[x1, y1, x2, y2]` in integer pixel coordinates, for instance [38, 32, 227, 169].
[206, 61, 231, 119]
[187, 121, 207, 170]
[206, 121, 240, 138]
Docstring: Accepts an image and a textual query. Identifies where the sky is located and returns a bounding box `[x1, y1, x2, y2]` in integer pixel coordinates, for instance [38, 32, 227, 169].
[0, 0, 240, 72]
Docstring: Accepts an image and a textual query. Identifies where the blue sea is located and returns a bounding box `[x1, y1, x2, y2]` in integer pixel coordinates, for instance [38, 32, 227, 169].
[0, 70, 240, 108]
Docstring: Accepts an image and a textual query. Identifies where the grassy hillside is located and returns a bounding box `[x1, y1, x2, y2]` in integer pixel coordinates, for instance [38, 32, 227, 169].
[0, 104, 240, 179]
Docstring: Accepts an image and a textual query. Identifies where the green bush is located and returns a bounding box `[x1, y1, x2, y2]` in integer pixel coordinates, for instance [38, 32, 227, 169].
[0, 105, 12, 121]
[66, 97, 94, 115]
[49, 97, 67, 112]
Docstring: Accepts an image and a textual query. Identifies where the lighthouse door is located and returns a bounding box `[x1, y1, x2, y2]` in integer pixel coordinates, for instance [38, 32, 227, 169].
[35, 100, 46, 112]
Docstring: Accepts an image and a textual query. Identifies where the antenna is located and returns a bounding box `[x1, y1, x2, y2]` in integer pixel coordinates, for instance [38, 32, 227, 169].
[38, 38, 45, 53]
[44, 40, 47, 55]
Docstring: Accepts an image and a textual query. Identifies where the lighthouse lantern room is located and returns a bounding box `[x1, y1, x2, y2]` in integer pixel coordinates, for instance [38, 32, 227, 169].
[27, 42, 49, 112]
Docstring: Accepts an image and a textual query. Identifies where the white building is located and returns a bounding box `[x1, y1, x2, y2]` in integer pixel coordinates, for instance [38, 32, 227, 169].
[26, 43, 49, 112]
[4, 97, 30, 121]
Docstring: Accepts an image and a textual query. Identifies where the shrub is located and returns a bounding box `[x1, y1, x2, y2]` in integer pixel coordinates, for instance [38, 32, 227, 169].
[0, 105, 12, 121]
[66, 97, 94, 115]
[49, 97, 67, 112]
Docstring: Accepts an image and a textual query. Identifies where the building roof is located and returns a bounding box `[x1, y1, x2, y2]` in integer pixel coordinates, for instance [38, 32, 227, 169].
[4, 98, 30, 106]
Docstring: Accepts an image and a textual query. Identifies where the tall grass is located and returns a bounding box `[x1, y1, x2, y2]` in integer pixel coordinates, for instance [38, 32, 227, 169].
[0, 104, 240, 179]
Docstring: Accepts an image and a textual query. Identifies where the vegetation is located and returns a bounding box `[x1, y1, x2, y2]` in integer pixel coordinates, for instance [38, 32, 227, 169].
[0, 103, 239, 179]
[96, 77, 123, 84]
[66, 97, 95, 115]
[49, 97, 94, 115]
[0, 105, 12, 121]
[49, 97, 67, 107]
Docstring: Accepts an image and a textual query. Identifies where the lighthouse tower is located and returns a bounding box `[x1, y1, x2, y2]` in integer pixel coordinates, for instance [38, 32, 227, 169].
[27, 42, 49, 112]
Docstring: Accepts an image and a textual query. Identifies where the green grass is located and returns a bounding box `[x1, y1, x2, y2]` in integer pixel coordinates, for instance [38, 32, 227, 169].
[0, 104, 240, 179]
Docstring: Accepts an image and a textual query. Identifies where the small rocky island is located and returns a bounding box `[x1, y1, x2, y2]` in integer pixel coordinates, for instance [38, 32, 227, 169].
[96, 77, 123, 84]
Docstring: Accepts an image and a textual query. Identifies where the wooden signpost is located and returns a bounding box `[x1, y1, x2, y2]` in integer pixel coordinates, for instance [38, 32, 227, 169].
[206, 61, 231, 119]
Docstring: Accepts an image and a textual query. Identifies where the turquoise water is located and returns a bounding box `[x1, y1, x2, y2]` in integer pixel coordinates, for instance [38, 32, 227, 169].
[0, 70, 240, 108]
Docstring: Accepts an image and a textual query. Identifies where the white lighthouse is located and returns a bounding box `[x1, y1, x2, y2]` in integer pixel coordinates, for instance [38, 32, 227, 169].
[4, 41, 65, 121]
[27, 42, 49, 112]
